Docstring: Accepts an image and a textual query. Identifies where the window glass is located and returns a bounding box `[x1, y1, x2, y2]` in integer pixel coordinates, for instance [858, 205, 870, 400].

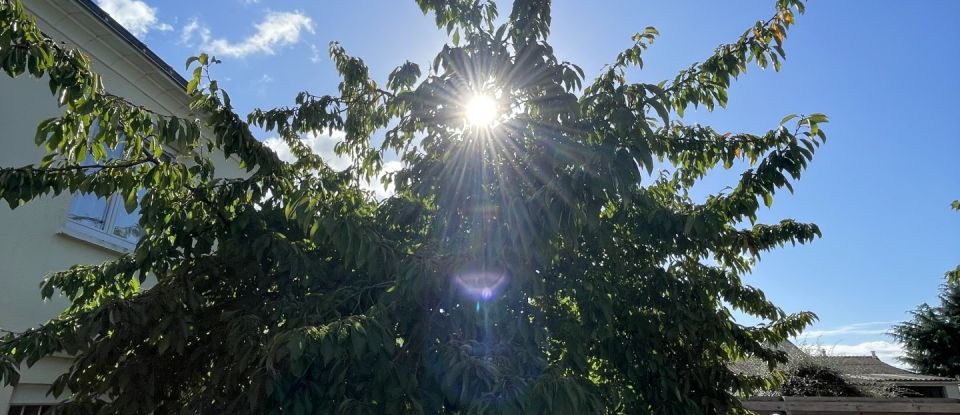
[110, 189, 146, 243]
[66, 151, 110, 231]
[61, 135, 163, 250]
[66, 193, 110, 230]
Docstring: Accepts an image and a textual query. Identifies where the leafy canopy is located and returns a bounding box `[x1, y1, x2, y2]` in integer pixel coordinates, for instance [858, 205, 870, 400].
[0, 0, 827, 413]
[893, 202, 960, 378]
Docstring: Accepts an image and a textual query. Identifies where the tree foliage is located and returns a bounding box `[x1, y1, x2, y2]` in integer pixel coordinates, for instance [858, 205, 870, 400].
[893, 205, 960, 378]
[778, 363, 866, 398]
[893, 282, 960, 378]
[0, 0, 827, 413]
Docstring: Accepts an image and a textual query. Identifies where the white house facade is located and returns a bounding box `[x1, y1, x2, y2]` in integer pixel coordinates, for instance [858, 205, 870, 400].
[0, 1, 243, 412]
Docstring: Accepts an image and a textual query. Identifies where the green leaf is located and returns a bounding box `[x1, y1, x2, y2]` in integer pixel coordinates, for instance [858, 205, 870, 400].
[807, 113, 829, 123]
[186, 78, 199, 94]
[124, 189, 138, 213]
[779, 113, 798, 125]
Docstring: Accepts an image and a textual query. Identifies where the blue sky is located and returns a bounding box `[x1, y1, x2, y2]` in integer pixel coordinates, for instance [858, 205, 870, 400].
[95, 0, 959, 366]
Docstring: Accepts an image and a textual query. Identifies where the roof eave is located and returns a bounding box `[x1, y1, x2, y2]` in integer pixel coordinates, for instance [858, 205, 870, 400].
[72, 0, 187, 89]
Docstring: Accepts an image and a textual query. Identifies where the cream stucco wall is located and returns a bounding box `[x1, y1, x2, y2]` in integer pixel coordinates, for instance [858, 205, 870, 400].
[0, 1, 245, 411]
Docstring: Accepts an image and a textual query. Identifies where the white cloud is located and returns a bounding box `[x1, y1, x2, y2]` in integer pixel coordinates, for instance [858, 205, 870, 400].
[180, 18, 205, 45]
[263, 132, 401, 199]
[96, 0, 171, 38]
[805, 341, 907, 369]
[362, 160, 402, 199]
[792, 321, 911, 368]
[827, 341, 903, 357]
[310, 44, 323, 64]
[263, 131, 351, 170]
[181, 11, 314, 58]
[800, 321, 898, 338]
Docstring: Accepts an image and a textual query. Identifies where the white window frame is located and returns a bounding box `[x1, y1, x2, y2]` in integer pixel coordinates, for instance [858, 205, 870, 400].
[60, 192, 142, 253]
[59, 148, 173, 253]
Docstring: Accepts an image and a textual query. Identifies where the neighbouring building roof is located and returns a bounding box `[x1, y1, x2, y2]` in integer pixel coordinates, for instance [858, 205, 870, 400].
[820, 355, 956, 383]
[729, 341, 807, 377]
[729, 343, 957, 385]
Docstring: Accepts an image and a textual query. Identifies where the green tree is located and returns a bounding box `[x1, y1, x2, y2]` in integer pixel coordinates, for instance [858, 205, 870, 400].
[0, 0, 827, 413]
[778, 363, 866, 398]
[893, 202, 960, 378]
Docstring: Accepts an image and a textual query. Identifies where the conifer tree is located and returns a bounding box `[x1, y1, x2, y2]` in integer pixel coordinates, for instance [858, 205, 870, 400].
[894, 201, 960, 378]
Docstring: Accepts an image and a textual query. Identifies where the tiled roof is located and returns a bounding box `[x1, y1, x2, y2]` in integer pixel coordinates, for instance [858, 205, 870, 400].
[729, 343, 957, 384]
[729, 342, 806, 377]
[820, 355, 956, 383]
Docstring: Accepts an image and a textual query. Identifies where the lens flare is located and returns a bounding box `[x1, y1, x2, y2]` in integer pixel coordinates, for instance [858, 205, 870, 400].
[464, 94, 498, 127]
[453, 271, 508, 302]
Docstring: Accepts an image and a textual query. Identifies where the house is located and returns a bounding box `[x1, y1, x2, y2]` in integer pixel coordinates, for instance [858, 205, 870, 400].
[0, 1, 244, 412]
[819, 354, 960, 399]
[732, 343, 960, 413]
[732, 341, 960, 400]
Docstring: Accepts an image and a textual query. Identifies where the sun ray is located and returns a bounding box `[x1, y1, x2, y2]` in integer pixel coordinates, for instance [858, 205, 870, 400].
[465, 94, 499, 128]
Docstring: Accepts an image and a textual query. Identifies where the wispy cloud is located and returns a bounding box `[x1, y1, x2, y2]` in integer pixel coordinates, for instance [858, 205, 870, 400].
[310, 44, 323, 64]
[799, 321, 898, 338]
[180, 11, 314, 58]
[828, 341, 904, 357]
[793, 321, 911, 368]
[180, 18, 203, 45]
[252, 74, 274, 97]
[263, 132, 400, 199]
[96, 0, 172, 37]
[804, 341, 907, 369]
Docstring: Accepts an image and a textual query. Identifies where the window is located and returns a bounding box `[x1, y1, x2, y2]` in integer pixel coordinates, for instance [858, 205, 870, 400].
[63, 186, 146, 251]
[7, 405, 57, 415]
[60, 145, 168, 252]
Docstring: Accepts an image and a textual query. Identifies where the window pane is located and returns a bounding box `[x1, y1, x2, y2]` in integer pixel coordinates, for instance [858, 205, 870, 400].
[66, 151, 112, 230]
[110, 190, 146, 244]
[67, 193, 110, 230]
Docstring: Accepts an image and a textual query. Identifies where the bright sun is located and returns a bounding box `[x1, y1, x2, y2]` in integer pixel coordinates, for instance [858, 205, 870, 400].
[464, 94, 498, 128]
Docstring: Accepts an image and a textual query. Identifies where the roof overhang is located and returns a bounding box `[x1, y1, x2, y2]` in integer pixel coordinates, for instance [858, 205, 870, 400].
[71, 0, 187, 88]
